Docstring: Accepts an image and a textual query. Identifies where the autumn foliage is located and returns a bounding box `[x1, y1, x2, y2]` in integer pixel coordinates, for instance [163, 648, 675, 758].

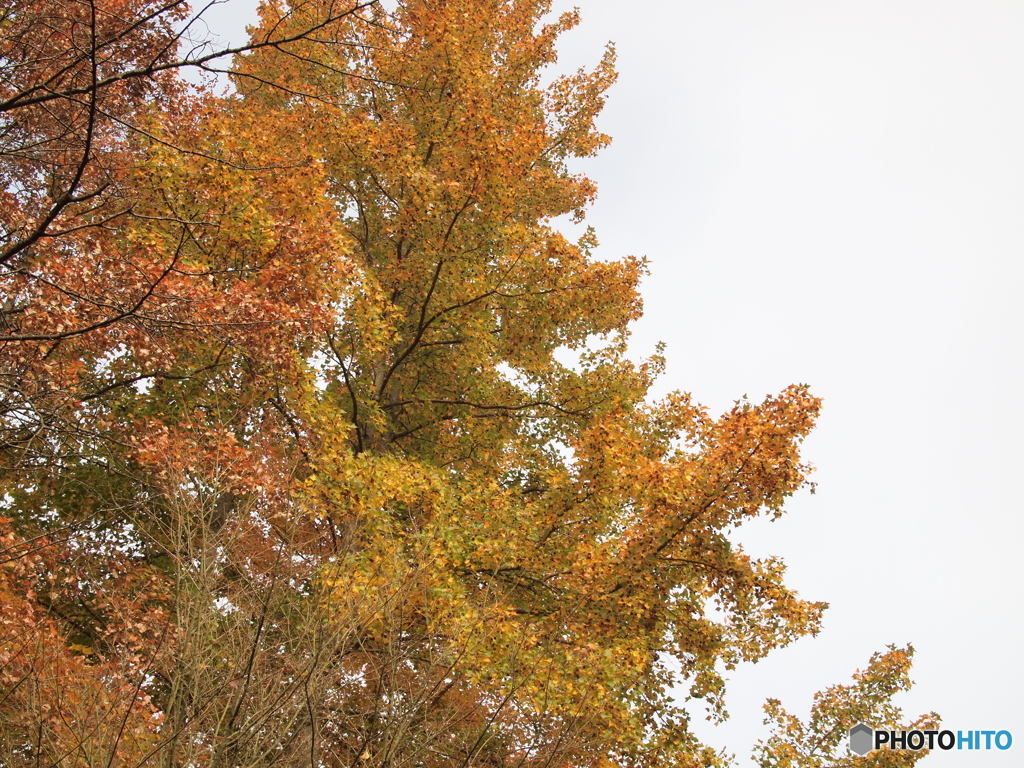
[0, 1, 934, 766]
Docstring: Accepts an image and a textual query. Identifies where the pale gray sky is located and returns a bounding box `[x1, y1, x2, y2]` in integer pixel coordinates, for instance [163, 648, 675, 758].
[550, 2, 1024, 765]
[201, 2, 1024, 764]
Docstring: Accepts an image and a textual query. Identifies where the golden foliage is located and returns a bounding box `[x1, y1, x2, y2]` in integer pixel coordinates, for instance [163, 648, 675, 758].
[0, 1, 933, 766]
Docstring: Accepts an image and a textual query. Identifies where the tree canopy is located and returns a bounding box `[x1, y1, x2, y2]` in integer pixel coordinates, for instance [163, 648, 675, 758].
[0, 1, 935, 766]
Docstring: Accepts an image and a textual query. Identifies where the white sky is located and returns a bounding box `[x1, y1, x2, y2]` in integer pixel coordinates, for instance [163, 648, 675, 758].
[200, 1, 1024, 764]
[550, 2, 1024, 765]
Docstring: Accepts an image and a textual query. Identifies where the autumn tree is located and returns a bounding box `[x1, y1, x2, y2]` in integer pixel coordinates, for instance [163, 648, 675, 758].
[1, 0, 355, 761]
[0, 1, 935, 766]
[754, 646, 938, 768]
[0, 0, 372, 468]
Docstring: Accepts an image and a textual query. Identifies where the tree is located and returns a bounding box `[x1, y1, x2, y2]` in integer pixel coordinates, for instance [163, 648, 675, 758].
[0, 1, 935, 766]
[0, 0, 368, 468]
[754, 646, 938, 768]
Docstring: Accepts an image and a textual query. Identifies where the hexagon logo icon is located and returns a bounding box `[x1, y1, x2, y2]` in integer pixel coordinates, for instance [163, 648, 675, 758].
[849, 723, 874, 756]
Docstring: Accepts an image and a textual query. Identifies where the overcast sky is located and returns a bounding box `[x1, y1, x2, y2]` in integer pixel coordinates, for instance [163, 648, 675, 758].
[548, 2, 1024, 765]
[202, 2, 1023, 764]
